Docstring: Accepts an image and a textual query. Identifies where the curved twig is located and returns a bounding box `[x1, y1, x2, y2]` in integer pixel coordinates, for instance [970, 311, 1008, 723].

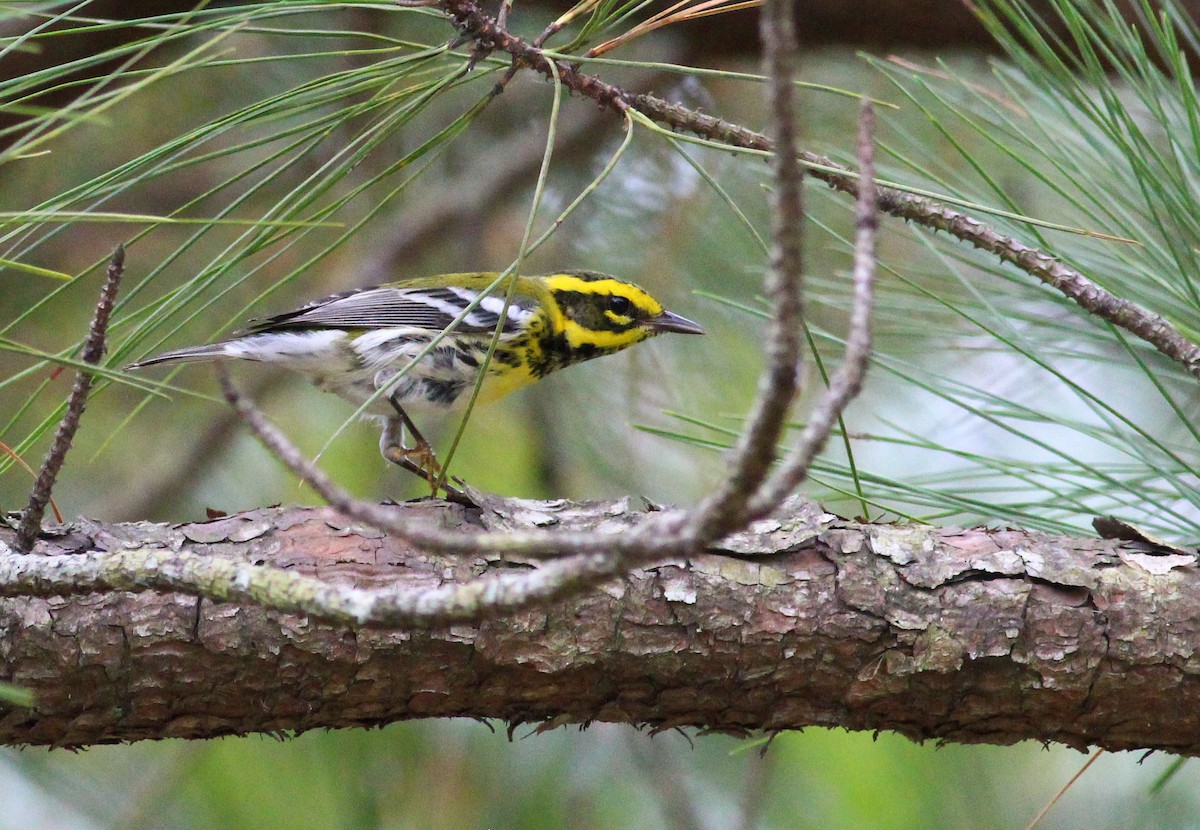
[748, 101, 878, 516]
[688, 0, 806, 540]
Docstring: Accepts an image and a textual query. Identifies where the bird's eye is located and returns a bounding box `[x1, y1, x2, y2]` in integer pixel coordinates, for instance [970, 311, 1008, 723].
[608, 295, 632, 316]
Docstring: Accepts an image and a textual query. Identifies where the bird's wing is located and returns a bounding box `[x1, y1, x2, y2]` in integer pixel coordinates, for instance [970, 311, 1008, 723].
[242, 285, 536, 335]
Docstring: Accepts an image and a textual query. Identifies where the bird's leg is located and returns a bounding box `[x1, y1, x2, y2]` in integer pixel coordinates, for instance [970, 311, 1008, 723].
[387, 397, 441, 474]
[380, 397, 440, 487]
[380, 395, 474, 506]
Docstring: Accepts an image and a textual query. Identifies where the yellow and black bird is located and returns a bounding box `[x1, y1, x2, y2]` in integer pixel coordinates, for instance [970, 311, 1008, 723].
[128, 270, 704, 485]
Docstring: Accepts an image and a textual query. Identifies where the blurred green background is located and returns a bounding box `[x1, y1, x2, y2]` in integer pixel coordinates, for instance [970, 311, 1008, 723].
[4, 2, 1200, 827]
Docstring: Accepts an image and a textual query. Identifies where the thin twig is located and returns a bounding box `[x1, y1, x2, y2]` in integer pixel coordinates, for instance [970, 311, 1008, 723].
[747, 102, 877, 516]
[688, 0, 804, 540]
[215, 367, 696, 561]
[14, 244, 125, 553]
[438, 0, 1200, 380]
[8, 372, 704, 628]
[532, 0, 600, 47]
[496, 0, 514, 29]
[1024, 748, 1104, 830]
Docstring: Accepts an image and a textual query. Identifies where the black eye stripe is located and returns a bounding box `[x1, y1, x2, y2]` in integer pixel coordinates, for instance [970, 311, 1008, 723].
[551, 289, 644, 332]
[552, 291, 643, 312]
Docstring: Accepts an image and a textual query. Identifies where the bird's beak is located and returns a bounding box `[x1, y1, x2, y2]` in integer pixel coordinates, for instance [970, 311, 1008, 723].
[649, 310, 705, 335]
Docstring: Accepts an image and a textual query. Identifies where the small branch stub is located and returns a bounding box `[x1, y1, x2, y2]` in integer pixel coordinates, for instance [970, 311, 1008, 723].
[14, 244, 125, 553]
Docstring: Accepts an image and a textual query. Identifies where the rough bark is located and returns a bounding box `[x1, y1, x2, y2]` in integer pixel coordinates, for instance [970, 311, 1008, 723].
[1, 495, 1197, 753]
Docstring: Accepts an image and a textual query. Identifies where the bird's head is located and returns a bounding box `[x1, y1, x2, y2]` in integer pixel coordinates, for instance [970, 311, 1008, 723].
[539, 271, 704, 356]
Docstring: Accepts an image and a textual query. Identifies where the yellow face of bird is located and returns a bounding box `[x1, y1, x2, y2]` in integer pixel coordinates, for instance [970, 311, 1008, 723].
[541, 272, 677, 354]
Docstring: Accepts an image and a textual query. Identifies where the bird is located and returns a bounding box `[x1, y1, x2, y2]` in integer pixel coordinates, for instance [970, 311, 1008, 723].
[127, 270, 704, 493]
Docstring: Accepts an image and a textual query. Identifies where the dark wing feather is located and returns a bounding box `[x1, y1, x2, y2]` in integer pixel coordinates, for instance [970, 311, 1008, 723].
[241, 286, 533, 335]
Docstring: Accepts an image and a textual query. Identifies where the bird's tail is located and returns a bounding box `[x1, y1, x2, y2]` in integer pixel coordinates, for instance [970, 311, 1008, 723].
[126, 343, 233, 369]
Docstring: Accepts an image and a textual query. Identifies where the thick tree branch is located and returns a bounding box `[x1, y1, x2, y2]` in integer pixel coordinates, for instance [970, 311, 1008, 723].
[0, 497, 1194, 753]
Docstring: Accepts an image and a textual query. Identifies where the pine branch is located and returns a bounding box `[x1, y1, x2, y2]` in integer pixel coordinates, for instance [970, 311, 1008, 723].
[438, 0, 1200, 380]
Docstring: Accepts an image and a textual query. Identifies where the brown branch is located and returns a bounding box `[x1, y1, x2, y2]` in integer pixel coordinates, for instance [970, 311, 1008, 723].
[1, 498, 1195, 753]
[747, 101, 878, 515]
[438, 0, 1200, 380]
[687, 0, 806, 540]
[14, 244, 125, 553]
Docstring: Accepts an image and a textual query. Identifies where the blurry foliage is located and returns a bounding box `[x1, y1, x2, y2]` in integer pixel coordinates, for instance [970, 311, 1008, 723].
[4, 0, 1200, 828]
[8, 724, 1200, 830]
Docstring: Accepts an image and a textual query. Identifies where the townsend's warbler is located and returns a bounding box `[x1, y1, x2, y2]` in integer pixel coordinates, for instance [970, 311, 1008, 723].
[129, 271, 703, 487]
